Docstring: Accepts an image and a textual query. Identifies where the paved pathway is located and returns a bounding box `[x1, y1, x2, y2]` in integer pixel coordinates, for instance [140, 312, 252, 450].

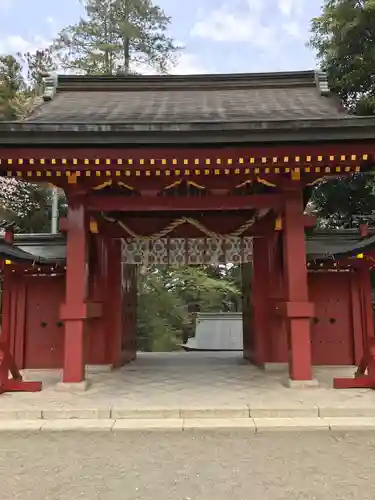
[1, 431, 375, 499]
[1, 353, 375, 419]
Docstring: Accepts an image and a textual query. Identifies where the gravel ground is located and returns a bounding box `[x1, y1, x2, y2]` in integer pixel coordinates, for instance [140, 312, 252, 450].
[0, 431, 375, 500]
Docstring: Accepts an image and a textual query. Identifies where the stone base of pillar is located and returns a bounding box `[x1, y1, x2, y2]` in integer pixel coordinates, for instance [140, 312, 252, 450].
[55, 380, 91, 393]
[285, 378, 319, 389]
[86, 364, 113, 374]
[263, 363, 288, 372]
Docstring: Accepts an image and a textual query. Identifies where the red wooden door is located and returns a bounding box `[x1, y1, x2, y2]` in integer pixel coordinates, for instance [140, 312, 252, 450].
[309, 272, 354, 365]
[24, 276, 65, 369]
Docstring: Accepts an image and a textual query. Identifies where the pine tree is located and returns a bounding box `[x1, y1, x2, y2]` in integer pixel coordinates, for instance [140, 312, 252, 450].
[20, 49, 57, 95]
[52, 0, 180, 75]
[0, 53, 64, 232]
[0, 55, 25, 120]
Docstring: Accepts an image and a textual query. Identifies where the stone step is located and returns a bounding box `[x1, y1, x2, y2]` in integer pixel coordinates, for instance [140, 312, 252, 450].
[1, 417, 375, 432]
[2, 405, 375, 420]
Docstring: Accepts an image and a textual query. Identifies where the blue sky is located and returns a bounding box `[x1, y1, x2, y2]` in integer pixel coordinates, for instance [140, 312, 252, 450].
[0, 0, 324, 74]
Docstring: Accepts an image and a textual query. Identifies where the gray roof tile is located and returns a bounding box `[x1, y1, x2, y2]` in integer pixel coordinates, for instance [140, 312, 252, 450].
[25, 71, 347, 125]
[11, 229, 375, 264]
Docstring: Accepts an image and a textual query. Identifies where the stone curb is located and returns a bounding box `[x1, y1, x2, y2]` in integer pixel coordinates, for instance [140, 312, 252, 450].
[2, 406, 375, 420]
[0, 418, 375, 432]
[2, 405, 375, 419]
[5, 406, 375, 419]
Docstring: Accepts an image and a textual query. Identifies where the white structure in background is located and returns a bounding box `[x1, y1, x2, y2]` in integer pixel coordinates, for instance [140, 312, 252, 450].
[51, 186, 59, 234]
[182, 312, 243, 351]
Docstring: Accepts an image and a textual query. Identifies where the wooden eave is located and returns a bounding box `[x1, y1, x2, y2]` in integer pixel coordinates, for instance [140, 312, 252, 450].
[9, 229, 375, 264]
[2, 117, 375, 146]
[53, 70, 326, 91]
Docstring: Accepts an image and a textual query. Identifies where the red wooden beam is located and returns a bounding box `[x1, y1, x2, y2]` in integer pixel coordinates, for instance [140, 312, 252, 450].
[334, 338, 375, 390]
[87, 194, 284, 212]
[96, 217, 263, 238]
[0, 144, 374, 160]
[0, 341, 42, 394]
[333, 376, 375, 389]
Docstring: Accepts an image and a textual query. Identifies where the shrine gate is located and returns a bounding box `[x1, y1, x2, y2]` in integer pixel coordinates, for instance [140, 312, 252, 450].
[1, 70, 375, 391]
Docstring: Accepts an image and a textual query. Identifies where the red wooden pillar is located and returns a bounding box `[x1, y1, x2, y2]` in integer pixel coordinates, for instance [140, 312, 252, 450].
[105, 238, 124, 367]
[86, 234, 108, 365]
[60, 204, 88, 384]
[128, 264, 138, 360]
[241, 263, 252, 361]
[350, 271, 364, 365]
[121, 263, 138, 364]
[282, 188, 315, 383]
[358, 264, 374, 345]
[2, 229, 14, 349]
[251, 235, 271, 365]
[1, 266, 12, 347]
[333, 263, 375, 389]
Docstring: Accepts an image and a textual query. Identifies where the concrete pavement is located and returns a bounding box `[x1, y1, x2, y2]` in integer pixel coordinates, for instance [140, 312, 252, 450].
[1, 431, 375, 499]
[1, 417, 375, 432]
[1, 353, 375, 431]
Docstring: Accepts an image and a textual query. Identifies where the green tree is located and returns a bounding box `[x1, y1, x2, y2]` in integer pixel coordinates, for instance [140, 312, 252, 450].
[19, 49, 57, 96]
[0, 55, 25, 120]
[310, 0, 375, 114]
[310, 174, 375, 228]
[52, 0, 180, 75]
[0, 179, 67, 233]
[309, 0, 375, 115]
[309, 0, 375, 227]
[0, 52, 64, 232]
[137, 266, 241, 351]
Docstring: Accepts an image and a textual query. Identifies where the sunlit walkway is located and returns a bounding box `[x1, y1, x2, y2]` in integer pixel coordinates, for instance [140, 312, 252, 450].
[1, 352, 374, 416]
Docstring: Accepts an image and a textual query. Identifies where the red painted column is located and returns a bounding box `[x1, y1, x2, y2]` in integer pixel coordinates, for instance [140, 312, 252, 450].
[1, 266, 12, 347]
[120, 262, 138, 364]
[241, 263, 252, 361]
[85, 234, 108, 365]
[268, 233, 289, 363]
[358, 264, 374, 345]
[61, 204, 88, 384]
[128, 265, 138, 361]
[105, 238, 124, 367]
[350, 271, 364, 365]
[2, 230, 14, 349]
[251, 235, 271, 365]
[282, 188, 315, 382]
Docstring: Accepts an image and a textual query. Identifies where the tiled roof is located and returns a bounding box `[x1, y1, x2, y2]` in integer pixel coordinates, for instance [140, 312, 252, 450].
[25, 71, 347, 124]
[10, 229, 375, 264]
[0, 239, 44, 263]
[306, 230, 375, 260]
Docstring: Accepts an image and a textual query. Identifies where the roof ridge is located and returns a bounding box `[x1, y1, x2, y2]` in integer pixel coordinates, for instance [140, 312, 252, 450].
[314, 71, 330, 96]
[47, 70, 326, 93]
[42, 73, 58, 101]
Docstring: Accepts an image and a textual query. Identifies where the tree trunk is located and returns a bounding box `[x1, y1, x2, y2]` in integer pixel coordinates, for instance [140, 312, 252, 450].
[124, 37, 130, 74]
[123, 0, 131, 74]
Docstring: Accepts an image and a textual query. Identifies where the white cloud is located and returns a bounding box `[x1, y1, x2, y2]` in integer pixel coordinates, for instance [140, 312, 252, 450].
[190, 3, 277, 48]
[190, 0, 307, 52]
[0, 0, 13, 11]
[0, 35, 30, 53]
[0, 34, 50, 55]
[170, 53, 210, 75]
[282, 21, 303, 39]
[277, 0, 304, 17]
[45, 15, 60, 37]
[132, 53, 209, 76]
